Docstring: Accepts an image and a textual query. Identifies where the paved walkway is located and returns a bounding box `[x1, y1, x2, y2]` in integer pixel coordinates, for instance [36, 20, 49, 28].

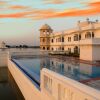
[87, 80, 100, 90]
[80, 77, 100, 90]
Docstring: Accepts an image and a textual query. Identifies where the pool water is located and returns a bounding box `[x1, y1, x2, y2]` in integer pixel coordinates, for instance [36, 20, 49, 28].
[13, 56, 100, 84]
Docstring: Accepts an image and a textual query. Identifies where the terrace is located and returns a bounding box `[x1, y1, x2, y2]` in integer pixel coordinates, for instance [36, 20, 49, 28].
[0, 50, 100, 100]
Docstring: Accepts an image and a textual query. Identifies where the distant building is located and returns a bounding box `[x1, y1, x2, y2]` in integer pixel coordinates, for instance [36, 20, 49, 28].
[0, 41, 6, 49]
[40, 19, 100, 61]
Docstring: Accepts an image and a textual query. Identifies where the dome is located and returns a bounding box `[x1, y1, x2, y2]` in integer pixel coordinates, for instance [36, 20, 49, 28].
[40, 24, 52, 30]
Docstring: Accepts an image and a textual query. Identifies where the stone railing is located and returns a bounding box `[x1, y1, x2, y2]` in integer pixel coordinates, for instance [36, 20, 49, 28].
[41, 68, 100, 100]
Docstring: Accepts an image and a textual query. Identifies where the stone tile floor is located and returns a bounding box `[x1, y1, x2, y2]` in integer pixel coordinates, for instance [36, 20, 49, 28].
[86, 80, 100, 90]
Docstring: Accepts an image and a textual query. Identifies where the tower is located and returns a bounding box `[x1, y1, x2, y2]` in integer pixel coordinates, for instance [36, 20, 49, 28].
[39, 24, 53, 51]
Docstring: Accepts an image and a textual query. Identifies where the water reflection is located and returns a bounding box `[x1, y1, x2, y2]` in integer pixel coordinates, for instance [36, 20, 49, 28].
[0, 67, 25, 100]
[41, 57, 100, 81]
[14, 56, 100, 83]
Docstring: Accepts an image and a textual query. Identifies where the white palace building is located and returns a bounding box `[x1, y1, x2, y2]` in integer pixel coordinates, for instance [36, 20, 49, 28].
[40, 18, 100, 61]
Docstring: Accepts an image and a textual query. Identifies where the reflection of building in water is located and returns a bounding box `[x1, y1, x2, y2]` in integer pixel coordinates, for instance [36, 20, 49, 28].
[40, 19, 100, 61]
[40, 57, 51, 69]
[40, 57, 100, 81]
[40, 57, 80, 80]
[80, 63, 100, 77]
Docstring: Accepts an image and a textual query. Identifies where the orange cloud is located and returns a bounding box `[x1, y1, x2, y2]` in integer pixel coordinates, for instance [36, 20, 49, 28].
[0, 1, 99, 20]
[33, 1, 100, 19]
[9, 5, 29, 10]
[0, 11, 34, 18]
[44, 0, 66, 4]
[89, 1, 100, 7]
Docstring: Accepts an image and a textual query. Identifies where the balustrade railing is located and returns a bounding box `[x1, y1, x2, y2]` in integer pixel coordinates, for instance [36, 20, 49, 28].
[41, 68, 100, 100]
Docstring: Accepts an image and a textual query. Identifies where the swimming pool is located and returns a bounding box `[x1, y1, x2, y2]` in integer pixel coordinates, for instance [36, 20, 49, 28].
[12, 56, 100, 85]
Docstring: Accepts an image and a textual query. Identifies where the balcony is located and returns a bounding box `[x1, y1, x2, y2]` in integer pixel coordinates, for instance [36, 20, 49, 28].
[80, 38, 100, 45]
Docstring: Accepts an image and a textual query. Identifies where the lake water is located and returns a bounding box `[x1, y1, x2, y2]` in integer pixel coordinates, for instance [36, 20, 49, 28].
[0, 67, 25, 100]
[0, 48, 40, 100]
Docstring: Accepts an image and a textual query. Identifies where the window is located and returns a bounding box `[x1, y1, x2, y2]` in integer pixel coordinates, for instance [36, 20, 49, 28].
[68, 37, 71, 42]
[47, 47, 49, 50]
[85, 32, 91, 39]
[43, 30, 45, 32]
[92, 32, 94, 38]
[62, 37, 64, 42]
[74, 46, 78, 54]
[51, 39, 54, 43]
[51, 48, 54, 51]
[79, 34, 81, 40]
[62, 47, 64, 51]
[74, 34, 78, 41]
[43, 47, 45, 50]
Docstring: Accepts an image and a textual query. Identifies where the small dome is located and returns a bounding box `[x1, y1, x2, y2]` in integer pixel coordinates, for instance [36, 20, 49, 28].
[40, 24, 52, 30]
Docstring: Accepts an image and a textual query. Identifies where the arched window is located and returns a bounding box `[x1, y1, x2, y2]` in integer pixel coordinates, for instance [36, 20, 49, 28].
[85, 32, 91, 39]
[68, 37, 71, 42]
[51, 39, 54, 43]
[51, 48, 54, 51]
[74, 34, 78, 41]
[92, 32, 94, 38]
[47, 47, 49, 50]
[74, 46, 79, 54]
[62, 37, 64, 42]
[43, 30, 45, 32]
[43, 47, 45, 50]
[79, 34, 81, 40]
[62, 47, 64, 51]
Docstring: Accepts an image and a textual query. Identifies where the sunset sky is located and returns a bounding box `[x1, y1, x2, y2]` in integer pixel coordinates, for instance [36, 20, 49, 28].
[0, 0, 100, 46]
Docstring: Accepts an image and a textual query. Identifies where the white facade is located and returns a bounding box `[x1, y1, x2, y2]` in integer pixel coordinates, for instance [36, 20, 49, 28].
[40, 19, 100, 61]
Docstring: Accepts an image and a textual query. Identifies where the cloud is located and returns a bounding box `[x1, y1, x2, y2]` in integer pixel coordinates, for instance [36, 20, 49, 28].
[89, 1, 100, 7]
[0, 8, 56, 19]
[44, 0, 66, 4]
[33, 1, 100, 19]
[0, 11, 33, 18]
[9, 5, 29, 10]
[0, 1, 99, 20]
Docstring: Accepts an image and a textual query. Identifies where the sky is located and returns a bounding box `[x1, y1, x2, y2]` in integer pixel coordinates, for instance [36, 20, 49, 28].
[0, 0, 100, 46]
